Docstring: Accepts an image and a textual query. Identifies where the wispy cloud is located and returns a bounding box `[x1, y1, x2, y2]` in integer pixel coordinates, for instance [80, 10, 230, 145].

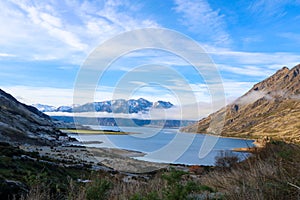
[1, 86, 74, 107]
[1, 0, 299, 112]
[279, 32, 300, 44]
[248, 0, 300, 19]
[207, 49, 300, 77]
[218, 64, 275, 77]
[173, 0, 230, 45]
[220, 80, 256, 103]
[249, 0, 287, 18]
[0, 0, 158, 63]
[209, 49, 300, 66]
[235, 89, 266, 106]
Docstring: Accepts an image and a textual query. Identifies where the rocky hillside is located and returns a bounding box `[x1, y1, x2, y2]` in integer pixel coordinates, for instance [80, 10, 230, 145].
[182, 64, 300, 143]
[0, 89, 69, 145]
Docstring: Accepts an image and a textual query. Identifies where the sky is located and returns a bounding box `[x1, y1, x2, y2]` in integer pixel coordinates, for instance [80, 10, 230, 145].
[1, 0, 300, 115]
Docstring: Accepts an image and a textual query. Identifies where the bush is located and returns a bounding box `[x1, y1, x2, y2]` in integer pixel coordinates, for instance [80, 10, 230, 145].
[162, 168, 208, 200]
[130, 192, 161, 200]
[215, 151, 240, 168]
[86, 179, 112, 200]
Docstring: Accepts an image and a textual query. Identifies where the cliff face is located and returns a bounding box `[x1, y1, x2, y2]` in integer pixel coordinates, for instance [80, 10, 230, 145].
[182, 64, 300, 143]
[0, 89, 66, 145]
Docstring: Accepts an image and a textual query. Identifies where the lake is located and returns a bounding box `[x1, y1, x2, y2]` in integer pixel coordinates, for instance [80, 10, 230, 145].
[70, 126, 254, 166]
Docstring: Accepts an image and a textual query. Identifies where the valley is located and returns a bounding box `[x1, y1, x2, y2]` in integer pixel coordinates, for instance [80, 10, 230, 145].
[2, 1, 300, 199]
[1, 64, 300, 199]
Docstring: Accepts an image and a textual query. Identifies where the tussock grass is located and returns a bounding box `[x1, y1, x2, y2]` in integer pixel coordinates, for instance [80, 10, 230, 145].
[200, 141, 300, 199]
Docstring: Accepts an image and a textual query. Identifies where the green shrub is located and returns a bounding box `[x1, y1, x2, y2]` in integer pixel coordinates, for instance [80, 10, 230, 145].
[86, 179, 112, 200]
[162, 168, 204, 200]
[130, 192, 161, 200]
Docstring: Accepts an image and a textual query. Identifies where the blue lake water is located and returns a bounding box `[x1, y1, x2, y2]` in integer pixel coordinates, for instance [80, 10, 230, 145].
[70, 126, 254, 166]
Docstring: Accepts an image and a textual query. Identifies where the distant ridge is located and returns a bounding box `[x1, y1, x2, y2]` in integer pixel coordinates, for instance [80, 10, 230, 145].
[33, 98, 174, 114]
[181, 64, 300, 143]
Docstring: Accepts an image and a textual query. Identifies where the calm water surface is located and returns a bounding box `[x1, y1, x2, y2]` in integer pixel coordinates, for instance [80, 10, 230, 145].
[70, 126, 254, 166]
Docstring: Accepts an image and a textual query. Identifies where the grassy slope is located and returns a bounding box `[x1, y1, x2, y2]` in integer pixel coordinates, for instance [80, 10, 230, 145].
[200, 141, 300, 199]
[182, 98, 300, 143]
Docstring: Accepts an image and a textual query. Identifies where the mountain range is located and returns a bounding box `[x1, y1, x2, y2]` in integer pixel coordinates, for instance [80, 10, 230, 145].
[182, 64, 300, 143]
[1, 64, 300, 144]
[33, 98, 173, 114]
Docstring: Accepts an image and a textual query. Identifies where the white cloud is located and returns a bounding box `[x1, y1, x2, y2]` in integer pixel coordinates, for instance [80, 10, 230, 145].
[1, 0, 298, 114]
[1, 86, 74, 107]
[0, 53, 16, 57]
[0, 0, 158, 63]
[11, 0, 88, 51]
[46, 102, 214, 120]
[40, 13, 62, 28]
[222, 80, 257, 103]
[174, 0, 230, 45]
[235, 90, 267, 105]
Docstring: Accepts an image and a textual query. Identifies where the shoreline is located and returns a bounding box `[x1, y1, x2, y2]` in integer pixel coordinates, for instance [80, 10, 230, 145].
[61, 129, 137, 135]
[178, 131, 269, 153]
[232, 138, 267, 152]
[180, 131, 256, 142]
[20, 144, 169, 174]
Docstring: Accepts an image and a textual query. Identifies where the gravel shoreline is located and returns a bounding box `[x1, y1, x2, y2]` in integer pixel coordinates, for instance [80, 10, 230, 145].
[20, 144, 169, 174]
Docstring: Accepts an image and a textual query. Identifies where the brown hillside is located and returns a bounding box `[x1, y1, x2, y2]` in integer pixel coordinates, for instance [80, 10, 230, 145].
[182, 64, 300, 143]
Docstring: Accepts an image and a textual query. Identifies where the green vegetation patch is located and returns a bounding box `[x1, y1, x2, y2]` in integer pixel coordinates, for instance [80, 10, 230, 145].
[0, 142, 90, 199]
[62, 129, 132, 135]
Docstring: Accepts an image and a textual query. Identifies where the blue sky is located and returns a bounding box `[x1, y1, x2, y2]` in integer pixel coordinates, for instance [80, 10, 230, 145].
[1, 0, 300, 108]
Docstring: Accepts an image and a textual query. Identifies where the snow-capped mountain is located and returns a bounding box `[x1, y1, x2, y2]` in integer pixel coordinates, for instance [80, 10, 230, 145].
[33, 98, 174, 114]
[32, 104, 57, 112]
[56, 106, 73, 112]
[153, 101, 173, 109]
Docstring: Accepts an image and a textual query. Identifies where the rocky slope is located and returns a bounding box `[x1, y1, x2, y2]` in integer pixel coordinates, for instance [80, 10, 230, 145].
[0, 89, 69, 145]
[182, 64, 300, 143]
